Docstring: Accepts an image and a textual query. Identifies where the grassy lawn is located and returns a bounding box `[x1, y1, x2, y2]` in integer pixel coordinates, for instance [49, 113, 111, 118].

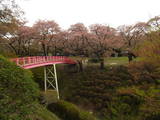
[70, 56, 141, 66]
[105, 57, 142, 65]
[104, 57, 128, 65]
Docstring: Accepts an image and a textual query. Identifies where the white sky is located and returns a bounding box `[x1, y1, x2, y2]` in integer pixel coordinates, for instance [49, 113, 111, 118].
[16, 0, 160, 29]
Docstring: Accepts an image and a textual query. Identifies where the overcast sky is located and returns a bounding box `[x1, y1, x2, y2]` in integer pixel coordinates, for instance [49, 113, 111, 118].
[15, 0, 160, 29]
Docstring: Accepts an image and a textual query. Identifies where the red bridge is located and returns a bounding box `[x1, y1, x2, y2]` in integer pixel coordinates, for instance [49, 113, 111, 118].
[11, 56, 76, 69]
[11, 56, 76, 100]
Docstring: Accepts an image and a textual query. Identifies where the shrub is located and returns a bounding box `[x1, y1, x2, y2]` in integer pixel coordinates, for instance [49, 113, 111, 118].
[128, 61, 160, 84]
[48, 100, 97, 120]
[145, 112, 160, 120]
[0, 49, 17, 58]
[117, 87, 144, 105]
[0, 55, 39, 120]
[31, 67, 44, 89]
[136, 35, 160, 64]
[49, 63, 160, 119]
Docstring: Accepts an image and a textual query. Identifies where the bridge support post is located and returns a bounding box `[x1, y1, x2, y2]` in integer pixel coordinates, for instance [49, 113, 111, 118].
[53, 64, 60, 100]
[43, 64, 60, 100]
[44, 66, 47, 92]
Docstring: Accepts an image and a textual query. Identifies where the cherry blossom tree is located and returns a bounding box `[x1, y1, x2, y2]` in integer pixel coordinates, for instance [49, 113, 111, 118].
[147, 16, 160, 31]
[88, 24, 119, 69]
[118, 22, 147, 49]
[67, 23, 89, 56]
[8, 25, 37, 56]
[33, 20, 60, 56]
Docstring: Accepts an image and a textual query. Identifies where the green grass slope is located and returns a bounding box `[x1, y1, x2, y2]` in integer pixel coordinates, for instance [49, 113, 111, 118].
[48, 100, 98, 120]
[29, 104, 61, 120]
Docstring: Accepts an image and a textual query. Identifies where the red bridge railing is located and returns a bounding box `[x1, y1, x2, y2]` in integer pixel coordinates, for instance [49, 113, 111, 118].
[11, 56, 76, 69]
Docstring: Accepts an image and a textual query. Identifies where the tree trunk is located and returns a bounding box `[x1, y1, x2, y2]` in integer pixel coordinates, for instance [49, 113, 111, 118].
[100, 58, 105, 69]
[42, 43, 47, 56]
[54, 46, 57, 56]
[77, 60, 83, 72]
